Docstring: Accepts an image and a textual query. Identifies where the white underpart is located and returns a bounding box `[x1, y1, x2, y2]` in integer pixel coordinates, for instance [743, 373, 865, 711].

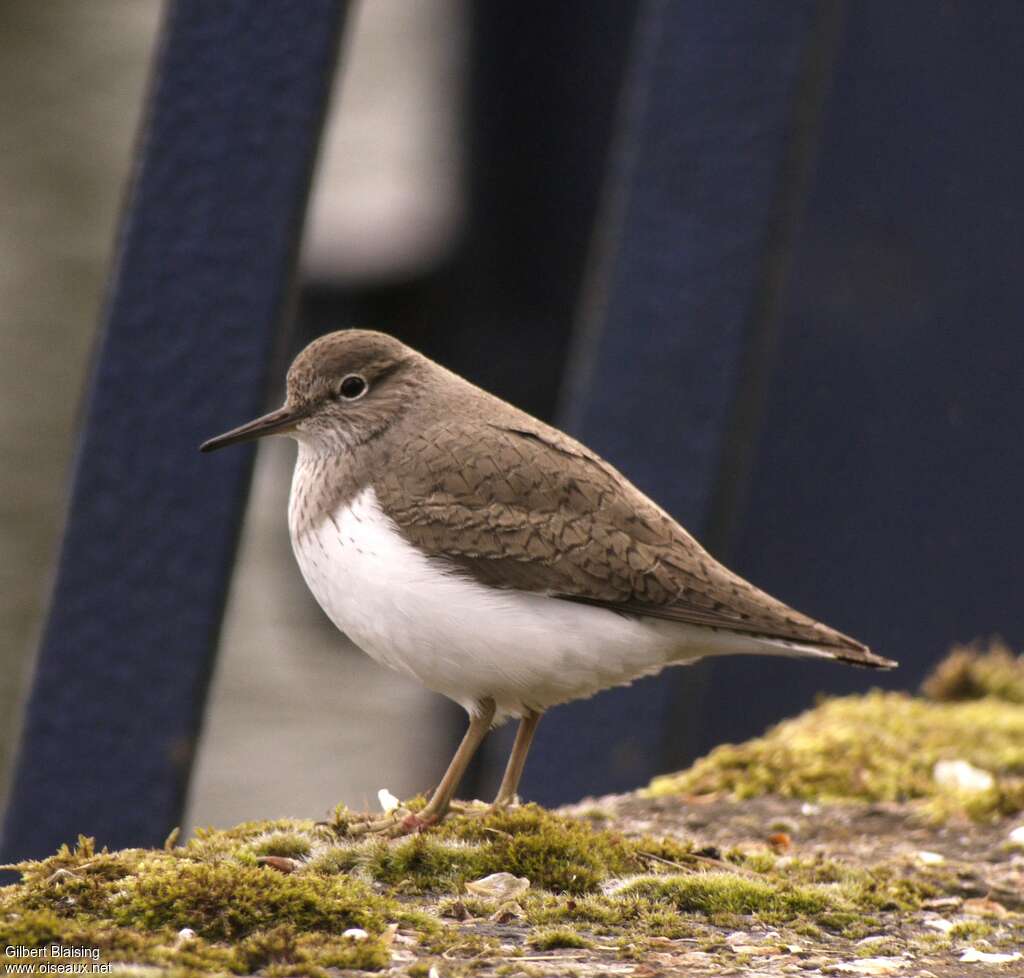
[288, 483, 833, 721]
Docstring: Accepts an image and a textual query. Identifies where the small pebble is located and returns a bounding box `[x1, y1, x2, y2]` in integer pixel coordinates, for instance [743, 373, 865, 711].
[465, 871, 530, 901]
[959, 948, 1022, 964]
[831, 956, 905, 975]
[933, 759, 994, 793]
[256, 855, 300, 874]
[174, 927, 197, 947]
[377, 788, 400, 813]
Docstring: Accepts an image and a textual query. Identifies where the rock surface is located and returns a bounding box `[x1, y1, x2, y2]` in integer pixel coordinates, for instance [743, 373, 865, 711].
[3, 793, 1024, 977]
[5, 647, 1024, 976]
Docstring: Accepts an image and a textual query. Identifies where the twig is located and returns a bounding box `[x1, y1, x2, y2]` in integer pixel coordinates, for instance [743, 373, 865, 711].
[637, 849, 761, 879]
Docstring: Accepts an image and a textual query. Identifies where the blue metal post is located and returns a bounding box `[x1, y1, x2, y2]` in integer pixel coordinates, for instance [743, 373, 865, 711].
[1, 0, 348, 861]
[521, 0, 842, 804]
[696, 0, 1024, 753]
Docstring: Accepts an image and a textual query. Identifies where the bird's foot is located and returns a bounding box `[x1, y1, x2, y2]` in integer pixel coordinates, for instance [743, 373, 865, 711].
[447, 799, 490, 816]
[440, 799, 520, 823]
[334, 797, 518, 839]
[486, 793, 521, 814]
[343, 808, 441, 838]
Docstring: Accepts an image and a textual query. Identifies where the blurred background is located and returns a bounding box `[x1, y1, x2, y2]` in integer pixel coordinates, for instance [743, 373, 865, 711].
[0, 0, 164, 816]
[2, 0, 1023, 850]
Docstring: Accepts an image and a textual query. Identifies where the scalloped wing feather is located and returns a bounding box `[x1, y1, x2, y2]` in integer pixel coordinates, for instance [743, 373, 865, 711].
[375, 419, 894, 669]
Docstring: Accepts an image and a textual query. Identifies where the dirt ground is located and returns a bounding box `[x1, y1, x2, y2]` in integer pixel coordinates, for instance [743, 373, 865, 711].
[414, 792, 1024, 978]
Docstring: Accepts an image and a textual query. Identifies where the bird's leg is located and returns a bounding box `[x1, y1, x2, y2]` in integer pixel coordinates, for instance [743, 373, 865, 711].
[413, 698, 496, 826]
[490, 711, 542, 809]
[349, 698, 496, 836]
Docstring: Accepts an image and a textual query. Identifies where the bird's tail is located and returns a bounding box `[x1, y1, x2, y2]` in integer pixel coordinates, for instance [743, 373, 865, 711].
[756, 636, 898, 669]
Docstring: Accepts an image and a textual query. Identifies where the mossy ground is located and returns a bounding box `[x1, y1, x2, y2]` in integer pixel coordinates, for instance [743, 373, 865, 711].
[3, 801, 1015, 976]
[922, 639, 1024, 704]
[648, 642, 1024, 821]
[3, 648, 1023, 976]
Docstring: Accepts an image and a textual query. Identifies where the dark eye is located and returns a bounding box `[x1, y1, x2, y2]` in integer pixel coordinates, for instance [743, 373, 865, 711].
[338, 374, 367, 400]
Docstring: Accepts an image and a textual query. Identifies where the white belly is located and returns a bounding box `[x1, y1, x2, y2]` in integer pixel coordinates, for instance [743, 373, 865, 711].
[288, 482, 702, 718]
[287, 480, 828, 720]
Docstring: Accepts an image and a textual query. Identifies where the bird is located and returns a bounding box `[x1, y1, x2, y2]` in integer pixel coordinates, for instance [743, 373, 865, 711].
[201, 329, 895, 833]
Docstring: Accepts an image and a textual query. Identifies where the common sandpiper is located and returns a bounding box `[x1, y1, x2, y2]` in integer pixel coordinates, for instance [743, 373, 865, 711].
[201, 329, 895, 834]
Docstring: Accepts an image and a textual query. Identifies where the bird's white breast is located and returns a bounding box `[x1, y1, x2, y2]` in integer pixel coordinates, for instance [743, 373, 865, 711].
[287, 461, 832, 719]
[287, 476, 709, 719]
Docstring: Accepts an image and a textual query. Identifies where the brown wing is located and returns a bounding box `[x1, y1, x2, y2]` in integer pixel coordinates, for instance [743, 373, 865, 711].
[375, 419, 893, 667]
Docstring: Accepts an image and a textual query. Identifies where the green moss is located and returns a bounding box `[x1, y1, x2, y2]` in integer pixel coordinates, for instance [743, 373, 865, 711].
[747, 852, 929, 913]
[0, 911, 231, 973]
[523, 892, 626, 929]
[417, 927, 502, 959]
[0, 907, 173, 965]
[435, 804, 640, 894]
[247, 832, 312, 860]
[833, 864, 935, 912]
[648, 686, 1024, 818]
[0, 761, 980, 978]
[297, 934, 392, 972]
[111, 860, 388, 939]
[0, 908, 66, 946]
[7, 838, 141, 918]
[614, 935, 656, 960]
[854, 937, 903, 957]
[631, 835, 697, 866]
[922, 640, 1024, 703]
[365, 834, 485, 892]
[948, 919, 995, 941]
[528, 926, 592, 950]
[790, 918, 825, 939]
[616, 872, 838, 922]
[436, 894, 495, 919]
[634, 907, 699, 939]
[521, 889, 710, 942]
[0, 826, 399, 976]
[230, 923, 300, 973]
[227, 923, 391, 975]
[327, 804, 647, 895]
[394, 907, 444, 935]
[740, 851, 778, 874]
[302, 843, 364, 876]
[201, 817, 315, 842]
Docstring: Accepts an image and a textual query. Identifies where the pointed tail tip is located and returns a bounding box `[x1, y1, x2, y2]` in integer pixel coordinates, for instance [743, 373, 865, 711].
[838, 646, 899, 670]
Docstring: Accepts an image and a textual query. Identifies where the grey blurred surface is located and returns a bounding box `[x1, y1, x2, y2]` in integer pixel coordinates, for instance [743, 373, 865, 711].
[2, 0, 463, 827]
[0, 0, 162, 810]
[185, 0, 464, 829]
[303, 0, 464, 284]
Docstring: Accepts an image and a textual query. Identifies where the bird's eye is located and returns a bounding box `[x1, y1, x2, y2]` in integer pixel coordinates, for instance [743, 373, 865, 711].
[338, 374, 368, 400]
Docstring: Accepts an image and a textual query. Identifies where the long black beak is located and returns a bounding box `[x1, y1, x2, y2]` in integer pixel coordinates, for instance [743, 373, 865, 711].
[199, 405, 306, 453]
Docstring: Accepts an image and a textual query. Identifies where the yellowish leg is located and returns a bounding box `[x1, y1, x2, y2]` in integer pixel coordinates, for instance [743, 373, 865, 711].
[350, 698, 496, 836]
[417, 697, 496, 822]
[491, 711, 542, 808]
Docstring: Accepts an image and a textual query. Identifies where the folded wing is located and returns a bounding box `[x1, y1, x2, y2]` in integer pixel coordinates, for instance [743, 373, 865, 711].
[375, 419, 894, 668]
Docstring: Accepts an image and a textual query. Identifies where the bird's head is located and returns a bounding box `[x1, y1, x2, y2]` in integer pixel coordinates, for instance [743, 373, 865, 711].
[200, 329, 425, 455]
